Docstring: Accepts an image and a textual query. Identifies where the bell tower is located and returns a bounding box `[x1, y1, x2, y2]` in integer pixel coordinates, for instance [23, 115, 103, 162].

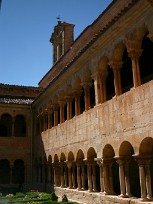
[50, 20, 75, 64]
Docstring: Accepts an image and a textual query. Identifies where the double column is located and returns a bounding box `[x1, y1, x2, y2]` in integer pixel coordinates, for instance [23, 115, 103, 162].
[116, 156, 131, 197]
[66, 161, 77, 189]
[84, 159, 97, 192]
[81, 81, 92, 111]
[126, 40, 142, 88]
[135, 155, 152, 200]
[91, 71, 107, 105]
[103, 158, 115, 195]
[109, 60, 123, 96]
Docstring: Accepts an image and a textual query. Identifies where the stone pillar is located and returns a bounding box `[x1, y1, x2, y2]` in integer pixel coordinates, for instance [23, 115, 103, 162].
[108, 161, 115, 194]
[137, 158, 147, 200]
[64, 164, 68, 187]
[47, 164, 51, 184]
[87, 163, 92, 192]
[81, 164, 86, 190]
[103, 163, 109, 194]
[124, 158, 132, 197]
[91, 72, 102, 105]
[47, 109, 52, 129]
[92, 163, 97, 192]
[58, 100, 65, 124]
[116, 158, 126, 197]
[76, 162, 81, 190]
[99, 71, 108, 103]
[67, 161, 73, 189]
[145, 159, 152, 199]
[127, 41, 142, 88]
[53, 105, 59, 126]
[81, 81, 92, 111]
[60, 162, 65, 188]
[109, 60, 122, 96]
[73, 89, 82, 116]
[65, 96, 73, 120]
[10, 162, 14, 184]
[72, 163, 77, 188]
[97, 159, 104, 193]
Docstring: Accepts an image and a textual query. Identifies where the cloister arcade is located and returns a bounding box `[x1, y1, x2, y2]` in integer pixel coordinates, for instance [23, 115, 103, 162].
[0, 159, 25, 185]
[0, 114, 27, 137]
[35, 137, 153, 200]
[37, 26, 153, 132]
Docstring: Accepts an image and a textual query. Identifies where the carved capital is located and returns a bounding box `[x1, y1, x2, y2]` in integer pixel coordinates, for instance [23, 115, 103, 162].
[109, 60, 123, 70]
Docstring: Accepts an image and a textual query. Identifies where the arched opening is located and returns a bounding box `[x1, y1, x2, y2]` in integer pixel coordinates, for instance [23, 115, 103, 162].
[103, 144, 119, 195]
[0, 114, 12, 137]
[0, 159, 10, 184]
[119, 141, 140, 197]
[140, 33, 153, 84]
[106, 66, 115, 100]
[12, 159, 25, 184]
[90, 79, 95, 108]
[14, 115, 26, 137]
[80, 88, 85, 113]
[121, 48, 133, 93]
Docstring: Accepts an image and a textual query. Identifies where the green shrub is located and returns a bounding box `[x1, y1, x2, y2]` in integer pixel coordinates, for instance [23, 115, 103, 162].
[50, 192, 58, 201]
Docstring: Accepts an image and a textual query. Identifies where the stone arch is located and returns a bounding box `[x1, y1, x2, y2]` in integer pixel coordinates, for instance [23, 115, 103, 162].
[97, 56, 108, 72]
[54, 154, 59, 162]
[12, 159, 25, 184]
[129, 26, 148, 45]
[87, 147, 97, 159]
[103, 144, 115, 158]
[48, 155, 52, 164]
[72, 75, 82, 90]
[0, 159, 10, 184]
[139, 137, 153, 155]
[68, 151, 74, 161]
[14, 114, 26, 137]
[76, 149, 84, 161]
[111, 42, 125, 61]
[0, 113, 12, 137]
[119, 141, 134, 156]
[60, 152, 66, 162]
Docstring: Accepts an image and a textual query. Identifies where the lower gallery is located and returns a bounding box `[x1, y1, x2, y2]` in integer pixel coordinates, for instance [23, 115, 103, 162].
[0, 0, 153, 203]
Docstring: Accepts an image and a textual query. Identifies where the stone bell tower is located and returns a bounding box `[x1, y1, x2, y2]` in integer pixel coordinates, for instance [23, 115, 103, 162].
[50, 20, 75, 64]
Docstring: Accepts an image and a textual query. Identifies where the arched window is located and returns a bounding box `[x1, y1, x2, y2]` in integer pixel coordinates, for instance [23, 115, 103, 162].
[0, 114, 12, 137]
[14, 115, 26, 137]
[12, 159, 25, 184]
[140, 33, 153, 84]
[0, 159, 10, 184]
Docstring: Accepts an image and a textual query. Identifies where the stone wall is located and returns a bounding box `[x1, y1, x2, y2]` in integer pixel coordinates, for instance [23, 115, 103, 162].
[41, 79, 153, 159]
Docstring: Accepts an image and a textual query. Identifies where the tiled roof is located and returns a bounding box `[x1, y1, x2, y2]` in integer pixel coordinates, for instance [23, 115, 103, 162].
[0, 96, 34, 105]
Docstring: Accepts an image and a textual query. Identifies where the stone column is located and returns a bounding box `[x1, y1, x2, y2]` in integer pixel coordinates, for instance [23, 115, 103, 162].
[108, 161, 115, 194]
[109, 60, 122, 96]
[10, 162, 14, 184]
[76, 162, 81, 190]
[87, 163, 92, 192]
[145, 159, 152, 199]
[67, 161, 73, 189]
[103, 163, 109, 194]
[58, 100, 65, 124]
[124, 158, 132, 197]
[72, 163, 77, 188]
[12, 117, 15, 136]
[116, 158, 126, 197]
[73, 89, 82, 116]
[64, 164, 68, 187]
[81, 164, 86, 190]
[91, 72, 102, 105]
[53, 105, 59, 126]
[47, 109, 52, 129]
[65, 96, 73, 120]
[97, 159, 104, 193]
[81, 81, 92, 111]
[92, 162, 98, 192]
[47, 164, 51, 184]
[99, 71, 108, 103]
[137, 158, 147, 200]
[60, 162, 65, 188]
[127, 41, 142, 88]
[38, 114, 43, 133]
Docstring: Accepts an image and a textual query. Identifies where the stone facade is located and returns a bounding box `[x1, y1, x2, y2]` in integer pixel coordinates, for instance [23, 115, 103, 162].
[1, 0, 153, 203]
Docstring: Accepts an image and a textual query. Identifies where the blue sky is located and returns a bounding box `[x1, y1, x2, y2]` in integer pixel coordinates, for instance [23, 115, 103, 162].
[0, 0, 112, 87]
